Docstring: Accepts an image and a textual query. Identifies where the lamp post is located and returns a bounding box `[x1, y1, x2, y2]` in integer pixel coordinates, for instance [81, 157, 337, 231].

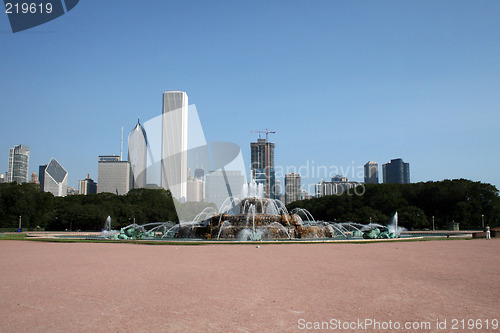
[482, 214, 484, 228]
[18, 216, 22, 232]
[432, 216, 435, 231]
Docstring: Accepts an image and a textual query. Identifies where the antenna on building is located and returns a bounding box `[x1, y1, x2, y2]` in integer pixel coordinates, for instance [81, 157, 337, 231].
[120, 126, 124, 161]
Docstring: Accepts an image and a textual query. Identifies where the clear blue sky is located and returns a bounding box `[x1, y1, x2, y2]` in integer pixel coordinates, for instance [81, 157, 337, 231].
[1, 0, 499, 192]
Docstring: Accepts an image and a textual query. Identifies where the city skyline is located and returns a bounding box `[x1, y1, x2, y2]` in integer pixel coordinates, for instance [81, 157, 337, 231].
[0, 118, 488, 196]
[1, 2, 499, 191]
[1, 122, 415, 197]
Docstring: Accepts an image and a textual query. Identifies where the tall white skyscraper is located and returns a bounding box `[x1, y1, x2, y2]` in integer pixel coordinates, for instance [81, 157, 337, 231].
[128, 119, 148, 189]
[161, 91, 188, 201]
[7, 144, 30, 184]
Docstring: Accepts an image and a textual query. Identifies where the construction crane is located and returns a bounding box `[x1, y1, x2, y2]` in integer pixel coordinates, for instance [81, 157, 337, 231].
[250, 128, 276, 142]
[250, 129, 276, 198]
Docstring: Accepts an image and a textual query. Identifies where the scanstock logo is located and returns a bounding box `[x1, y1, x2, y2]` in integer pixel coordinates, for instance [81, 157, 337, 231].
[3, 0, 79, 33]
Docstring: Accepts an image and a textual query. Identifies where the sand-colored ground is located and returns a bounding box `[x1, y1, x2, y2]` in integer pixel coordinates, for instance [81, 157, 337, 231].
[0, 239, 498, 332]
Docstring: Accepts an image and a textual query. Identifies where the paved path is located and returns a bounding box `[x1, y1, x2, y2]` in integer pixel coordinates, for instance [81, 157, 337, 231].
[0, 239, 498, 332]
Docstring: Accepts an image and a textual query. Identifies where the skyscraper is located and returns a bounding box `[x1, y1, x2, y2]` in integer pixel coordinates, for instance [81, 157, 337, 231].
[161, 91, 188, 201]
[79, 174, 97, 195]
[42, 159, 68, 197]
[382, 158, 410, 184]
[285, 173, 301, 205]
[39, 165, 47, 191]
[7, 144, 30, 184]
[364, 161, 379, 184]
[250, 138, 275, 199]
[97, 155, 132, 195]
[128, 119, 148, 189]
[186, 176, 205, 202]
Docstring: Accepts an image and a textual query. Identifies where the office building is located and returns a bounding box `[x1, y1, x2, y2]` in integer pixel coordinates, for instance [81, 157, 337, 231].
[315, 177, 362, 197]
[39, 165, 47, 191]
[285, 173, 301, 205]
[128, 119, 148, 189]
[161, 91, 188, 201]
[364, 161, 379, 184]
[0, 173, 4, 183]
[42, 158, 68, 197]
[7, 144, 30, 184]
[205, 170, 244, 210]
[250, 138, 276, 199]
[382, 158, 410, 184]
[79, 174, 97, 195]
[97, 155, 131, 195]
[186, 176, 205, 202]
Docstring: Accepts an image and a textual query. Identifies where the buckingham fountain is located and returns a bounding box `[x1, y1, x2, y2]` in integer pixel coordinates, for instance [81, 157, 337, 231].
[103, 181, 406, 241]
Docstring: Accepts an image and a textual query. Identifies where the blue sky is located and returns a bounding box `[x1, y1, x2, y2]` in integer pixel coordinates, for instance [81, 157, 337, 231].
[1, 0, 499, 192]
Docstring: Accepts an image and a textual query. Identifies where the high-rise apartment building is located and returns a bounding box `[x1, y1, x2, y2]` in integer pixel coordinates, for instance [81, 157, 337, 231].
[161, 91, 188, 201]
[97, 155, 131, 195]
[382, 158, 410, 184]
[7, 144, 30, 184]
[250, 138, 276, 199]
[284, 173, 301, 205]
[79, 174, 97, 195]
[41, 159, 68, 197]
[128, 119, 148, 189]
[364, 161, 379, 184]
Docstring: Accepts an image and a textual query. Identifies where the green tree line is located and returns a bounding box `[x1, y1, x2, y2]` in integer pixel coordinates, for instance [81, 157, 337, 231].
[0, 183, 178, 231]
[1, 179, 499, 231]
[287, 179, 500, 230]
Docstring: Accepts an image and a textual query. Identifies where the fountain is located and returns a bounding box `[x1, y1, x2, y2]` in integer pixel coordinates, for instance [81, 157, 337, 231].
[101, 216, 119, 238]
[101, 181, 406, 241]
[361, 212, 405, 239]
